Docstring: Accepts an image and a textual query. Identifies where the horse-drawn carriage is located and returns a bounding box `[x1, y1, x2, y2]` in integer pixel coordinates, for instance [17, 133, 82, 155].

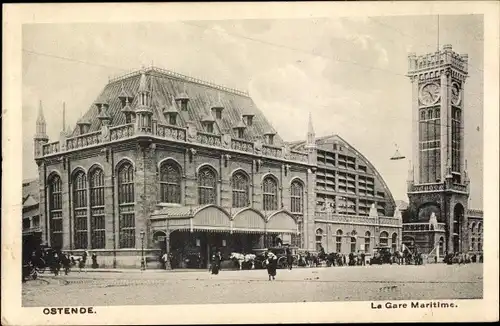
[369, 246, 393, 265]
[252, 246, 299, 269]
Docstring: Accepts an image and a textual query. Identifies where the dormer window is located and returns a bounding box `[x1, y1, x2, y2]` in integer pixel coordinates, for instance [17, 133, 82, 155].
[238, 129, 244, 139]
[215, 109, 222, 119]
[169, 115, 177, 126]
[181, 101, 188, 111]
[246, 116, 253, 126]
[206, 122, 214, 133]
[126, 115, 132, 124]
[268, 134, 274, 145]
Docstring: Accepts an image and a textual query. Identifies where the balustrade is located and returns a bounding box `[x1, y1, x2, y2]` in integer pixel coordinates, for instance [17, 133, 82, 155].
[196, 132, 221, 147]
[262, 145, 282, 158]
[42, 141, 60, 155]
[290, 150, 308, 163]
[231, 139, 254, 153]
[110, 123, 135, 141]
[156, 124, 186, 141]
[66, 131, 101, 150]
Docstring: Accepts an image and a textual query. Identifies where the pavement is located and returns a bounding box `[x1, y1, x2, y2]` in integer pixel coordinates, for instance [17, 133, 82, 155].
[22, 263, 483, 307]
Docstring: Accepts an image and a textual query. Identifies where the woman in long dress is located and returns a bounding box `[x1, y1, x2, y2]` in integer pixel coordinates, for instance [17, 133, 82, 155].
[211, 250, 222, 275]
[265, 251, 278, 281]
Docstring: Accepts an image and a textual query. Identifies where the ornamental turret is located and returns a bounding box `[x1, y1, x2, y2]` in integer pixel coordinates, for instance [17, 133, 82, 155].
[305, 112, 317, 165]
[163, 96, 179, 126]
[96, 98, 112, 127]
[135, 71, 153, 133]
[34, 100, 49, 158]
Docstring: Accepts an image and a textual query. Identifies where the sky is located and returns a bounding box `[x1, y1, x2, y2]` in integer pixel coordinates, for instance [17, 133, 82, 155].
[22, 15, 484, 208]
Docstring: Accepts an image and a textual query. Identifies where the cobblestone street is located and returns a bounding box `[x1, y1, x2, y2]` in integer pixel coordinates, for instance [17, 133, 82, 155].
[22, 263, 483, 307]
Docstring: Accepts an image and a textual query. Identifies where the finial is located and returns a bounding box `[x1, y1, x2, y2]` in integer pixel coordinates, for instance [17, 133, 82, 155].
[37, 100, 45, 123]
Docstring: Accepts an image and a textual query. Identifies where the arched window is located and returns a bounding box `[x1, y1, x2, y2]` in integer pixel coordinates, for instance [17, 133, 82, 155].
[48, 175, 63, 249]
[160, 161, 182, 204]
[118, 162, 135, 248]
[336, 230, 343, 253]
[90, 168, 105, 249]
[428, 110, 433, 119]
[350, 236, 357, 253]
[290, 180, 304, 214]
[232, 171, 249, 208]
[379, 231, 389, 246]
[198, 166, 217, 205]
[364, 231, 371, 253]
[420, 111, 426, 120]
[470, 222, 475, 236]
[262, 175, 278, 211]
[73, 171, 88, 249]
[315, 228, 323, 252]
[391, 233, 398, 252]
[471, 237, 476, 251]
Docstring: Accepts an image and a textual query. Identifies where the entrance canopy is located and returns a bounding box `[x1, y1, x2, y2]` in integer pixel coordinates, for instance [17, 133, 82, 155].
[150, 204, 298, 234]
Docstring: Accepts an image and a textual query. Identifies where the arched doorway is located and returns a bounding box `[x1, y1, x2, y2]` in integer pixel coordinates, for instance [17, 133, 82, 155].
[453, 204, 465, 252]
[152, 231, 167, 252]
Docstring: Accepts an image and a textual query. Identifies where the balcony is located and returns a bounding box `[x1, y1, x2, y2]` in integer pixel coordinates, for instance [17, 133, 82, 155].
[42, 141, 60, 156]
[110, 123, 135, 141]
[231, 138, 254, 153]
[403, 222, 446, 232]
[67, 130, 102, 150]
[156, 123, 186, 141]
[262, 145, 282, 158]
[196, 132, 221, 147]
[408, 183, 444, 193]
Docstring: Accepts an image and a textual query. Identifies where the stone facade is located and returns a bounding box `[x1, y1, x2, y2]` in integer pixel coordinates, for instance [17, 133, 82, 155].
[31, 66, 403, 267]
[404, 44, 482, 256]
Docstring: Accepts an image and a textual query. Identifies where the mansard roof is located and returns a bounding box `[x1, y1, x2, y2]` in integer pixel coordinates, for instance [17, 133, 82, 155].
[68, 67, 284, 145]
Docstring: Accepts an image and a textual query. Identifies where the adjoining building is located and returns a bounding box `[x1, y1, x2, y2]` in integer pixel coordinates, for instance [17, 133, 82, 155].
[22, 178, 42, 255]
[290, 134, 402, 255]
[31, 66, 401, 268]
[404, 44, 483, 258]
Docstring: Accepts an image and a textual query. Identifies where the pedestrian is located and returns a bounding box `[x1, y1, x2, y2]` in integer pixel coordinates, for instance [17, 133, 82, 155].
[211, 249, 222, 275]
[266, 250, 278, 281]
[286, 247, 293, 270]
[361, 252, 366, 266]
[342, 254, 346, 266]
[161, 251, 168, 270]
[79, 251, 88, 272]
[91, 253, 98, 269]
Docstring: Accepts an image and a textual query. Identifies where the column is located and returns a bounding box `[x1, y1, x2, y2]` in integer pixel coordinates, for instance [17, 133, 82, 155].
[61, 163, 71, 250]
[185, 149, 197, 206]
[220, 154, 231, 208]
[441, 69, 451, 180]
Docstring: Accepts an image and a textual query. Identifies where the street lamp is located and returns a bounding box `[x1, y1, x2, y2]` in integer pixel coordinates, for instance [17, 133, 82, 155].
[140, 230, 145, 271]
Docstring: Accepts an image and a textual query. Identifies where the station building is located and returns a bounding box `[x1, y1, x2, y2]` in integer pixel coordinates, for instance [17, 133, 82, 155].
[32, 66, 402, 268]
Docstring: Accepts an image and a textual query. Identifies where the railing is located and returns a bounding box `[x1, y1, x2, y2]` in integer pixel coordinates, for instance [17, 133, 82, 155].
[290, 150, 308, 163]
[262, 145, 282, 158]
[156, 123, 186, 141]
[315, 211, 377, 224]
[403, 222, 446, 232]
[409, 183, 444, 193]
[197, 132, 221, 147]
[66, 131, 101, 150]
[42, 141, 60, 155]
[231, 138, 254, 153]
[110, 123, 135, 141]
[379, 217, 402, 226]
[451, 183, 467, 192]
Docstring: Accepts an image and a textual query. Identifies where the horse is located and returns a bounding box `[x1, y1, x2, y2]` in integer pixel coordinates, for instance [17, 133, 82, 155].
[229, 252, 256, 270]
[393, 251, 404, 265]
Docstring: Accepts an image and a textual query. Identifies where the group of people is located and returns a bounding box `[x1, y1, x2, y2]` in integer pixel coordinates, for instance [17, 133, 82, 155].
[24, 245, 99, 280]
[444, 251, 483, 265]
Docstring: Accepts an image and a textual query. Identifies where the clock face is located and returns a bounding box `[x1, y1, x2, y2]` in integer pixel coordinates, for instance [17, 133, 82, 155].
[451, 82, 461, 105]
[419, 83, 441, 106]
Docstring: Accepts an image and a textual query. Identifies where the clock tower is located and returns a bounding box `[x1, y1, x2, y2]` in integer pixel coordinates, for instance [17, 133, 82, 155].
[405, 44, 470, 255]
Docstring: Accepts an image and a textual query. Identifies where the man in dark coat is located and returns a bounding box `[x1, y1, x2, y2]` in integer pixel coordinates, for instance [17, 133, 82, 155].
[266, 251, 278, 280]
[211, 249, 222, 275]
[360, 252, 366, 266]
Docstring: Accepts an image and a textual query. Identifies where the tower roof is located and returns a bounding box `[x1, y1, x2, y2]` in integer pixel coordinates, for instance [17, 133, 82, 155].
[308, 112, 315, 135]
[36, 100, 46, 124]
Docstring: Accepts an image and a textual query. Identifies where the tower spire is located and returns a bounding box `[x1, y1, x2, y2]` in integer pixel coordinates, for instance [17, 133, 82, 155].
[62, 101, 66, 133]
[35, 100, 48, 137]
[305, 112, 316, 151]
